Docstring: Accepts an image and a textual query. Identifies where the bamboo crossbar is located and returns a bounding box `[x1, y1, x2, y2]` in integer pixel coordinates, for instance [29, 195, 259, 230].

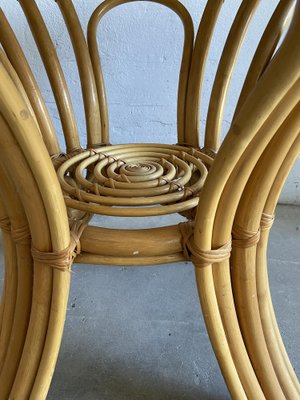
[0, 1, 299, 399]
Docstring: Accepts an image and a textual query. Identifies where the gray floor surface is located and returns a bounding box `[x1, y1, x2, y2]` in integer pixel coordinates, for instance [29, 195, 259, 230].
[0, 204, 299, 399]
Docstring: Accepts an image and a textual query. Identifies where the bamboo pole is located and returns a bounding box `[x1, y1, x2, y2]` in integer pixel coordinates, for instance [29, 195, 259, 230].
[204, 0, 259, 151]
[18, 0, 80, 152]
[0, 9, 60, 155]
[0, 48, 39, 129]
[185, 0, 223, 147]
[233, 0, 294, 118]
[0, 62, 70, 399]
[56, 0, 102, 147]
[259, 135, 300, 396]
[230, 104, 300, 399]
[193, 6, 300, 397]
[0, 163, 33, 399]
[0, 221, 18, 375]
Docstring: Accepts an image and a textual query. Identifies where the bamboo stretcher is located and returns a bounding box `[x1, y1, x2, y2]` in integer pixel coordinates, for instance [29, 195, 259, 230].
[0, 0, 299, 399]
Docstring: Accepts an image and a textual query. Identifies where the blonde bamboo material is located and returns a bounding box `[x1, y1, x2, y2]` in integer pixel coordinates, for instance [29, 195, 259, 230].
[204, 0, 259, 151]
[0, 63, 70, 398]
[0, 49, 39, 128]
[203, 94, 300, 399]
[260, 135, 300, 396]
[87, 0, 194, 145]
[185, 0, 223, 147]
[193, 6, 300, 397]
[0, 10, 60, 155]
[229, 106, 300, 399]
[18, 0, 80, 152]
[0, 1, 299, 399]
[0, 116, 53, 398]
[0, 204, 6, 335]
[76, 252, 186, 266]
[207, 90, 300, 398]
[56, 0, 102, 147]
[0, 231, 17, 374]
[234, 0, 294, 118]
[0, 163, 32, 399]
[80, 224, 182, 257]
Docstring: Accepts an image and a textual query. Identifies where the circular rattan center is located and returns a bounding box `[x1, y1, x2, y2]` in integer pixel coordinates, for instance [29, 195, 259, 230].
[57, 144, 210, 216]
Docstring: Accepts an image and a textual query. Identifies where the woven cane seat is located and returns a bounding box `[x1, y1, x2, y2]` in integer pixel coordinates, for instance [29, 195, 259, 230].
[57, 143, 210, 217]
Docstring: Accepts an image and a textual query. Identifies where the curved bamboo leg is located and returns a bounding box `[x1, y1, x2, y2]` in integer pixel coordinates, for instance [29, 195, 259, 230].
[230, 108, 300, 398]
[194, 265, 248, 399]
[257, 225, 300, 398]
[194, 99, 299, 400]
[258, 135, 300, 396]
[30, 270, 71, 399]
[211, 259, 265, 399]
[192, 11, 300, 395]
[0, 174, 20, 377]
[0, 242, 33, 398]
[0, 63, 71, 399]
[0, 230, 17, 374]
[0, 202, 9, 339]
[0, 164, 33, 398]
[0, 117, 53, 399]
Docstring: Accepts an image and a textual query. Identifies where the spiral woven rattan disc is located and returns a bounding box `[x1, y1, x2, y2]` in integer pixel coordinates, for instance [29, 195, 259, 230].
[57, 144, 210, 216]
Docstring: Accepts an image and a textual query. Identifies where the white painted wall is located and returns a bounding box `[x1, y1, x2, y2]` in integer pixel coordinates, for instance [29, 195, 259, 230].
[1, 0, 299, 204]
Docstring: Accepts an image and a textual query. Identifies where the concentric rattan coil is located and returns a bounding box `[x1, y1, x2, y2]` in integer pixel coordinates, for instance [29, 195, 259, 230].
[57, 144, 210, 216]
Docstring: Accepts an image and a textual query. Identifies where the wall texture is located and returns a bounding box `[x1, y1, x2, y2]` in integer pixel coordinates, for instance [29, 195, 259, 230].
[1, 0, 299, 204]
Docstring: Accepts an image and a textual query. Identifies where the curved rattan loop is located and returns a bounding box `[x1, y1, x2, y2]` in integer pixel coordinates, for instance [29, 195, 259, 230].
[234, 1, 295, 118]
[185, 0, 224, 146]
[204, 0, 260, 151]
[18, 0, 81, 152]
[55, 0, 102, 147]
[87, 0, 194, 144]
[0, 10, 60, 156]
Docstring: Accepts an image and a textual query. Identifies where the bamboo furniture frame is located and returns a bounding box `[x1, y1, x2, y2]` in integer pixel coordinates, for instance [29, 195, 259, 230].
[0, 0, 299, 399]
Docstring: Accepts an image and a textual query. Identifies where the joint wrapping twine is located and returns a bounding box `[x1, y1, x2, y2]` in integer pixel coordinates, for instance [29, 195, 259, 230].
[180, 213, 275, 264]
[232, 213, 275, 248]
[232, 225, 261, 248]
[0, 216, 11, 233]
[0, 216, 31, 244]
[31, 214, 90, 272]
[179, 221, 232, 267]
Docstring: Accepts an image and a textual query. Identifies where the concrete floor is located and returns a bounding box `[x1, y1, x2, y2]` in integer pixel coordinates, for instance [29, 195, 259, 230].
[0, 204, 299, 399]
